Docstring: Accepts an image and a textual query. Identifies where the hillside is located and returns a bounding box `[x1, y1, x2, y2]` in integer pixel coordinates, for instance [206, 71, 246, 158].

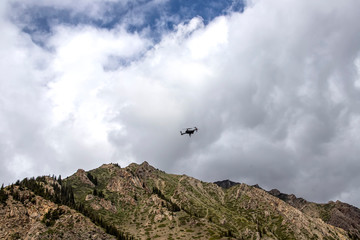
[214, 179, 360, 239]
[0, 180, 115, 239]
[0, 161, 358, 239]
[267, 188, 360, 239]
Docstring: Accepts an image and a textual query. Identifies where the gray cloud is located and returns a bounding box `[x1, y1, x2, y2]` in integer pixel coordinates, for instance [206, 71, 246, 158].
[1, 0, 360, 208]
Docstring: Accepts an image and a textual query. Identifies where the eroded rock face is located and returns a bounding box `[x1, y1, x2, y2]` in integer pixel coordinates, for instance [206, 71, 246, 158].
[227, 184, 348, 238]
[147, 195, 173, 222]
[135, 161, 156, 179]
[328, 201, 360, 237]
[106, 167, 142, 193]
[75, 169, 95, 187]
[0, 187, 115, 240]
[90, 198, 117, 213]
[107, 174, 125, 191]
[106, 170, 132, 192]
[104, 168, 140, 206]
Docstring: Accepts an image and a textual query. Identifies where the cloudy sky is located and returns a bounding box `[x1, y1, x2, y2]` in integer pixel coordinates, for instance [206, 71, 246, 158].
[1, 0, 360, 207]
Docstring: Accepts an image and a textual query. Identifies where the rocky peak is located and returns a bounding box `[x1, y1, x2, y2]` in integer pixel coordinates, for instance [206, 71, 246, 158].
[268, 189, 281, 196]
[267, 188, 308, 209]
[251, 184, 262, 189]
[136, 161, 156, 178]
[76, 169, 85, 174]
[75, 169, 94, 187]
[140, 161, 151, 169]
[214, 179, 240, 189]
[99, 163, 121, 175]
[100, 163, 121, 169]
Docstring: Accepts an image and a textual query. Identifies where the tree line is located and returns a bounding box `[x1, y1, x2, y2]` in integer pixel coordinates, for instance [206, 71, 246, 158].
[0, 184, 8, 205]
[3, 175, 133, 240]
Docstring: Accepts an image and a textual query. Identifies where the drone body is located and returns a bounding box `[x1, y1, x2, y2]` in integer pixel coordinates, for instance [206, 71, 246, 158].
[180, 127, 198, 137]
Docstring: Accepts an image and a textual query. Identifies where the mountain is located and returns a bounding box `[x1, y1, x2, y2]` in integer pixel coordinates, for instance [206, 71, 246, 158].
[0, 161, 358, 239]
[267, 188, 360, 239]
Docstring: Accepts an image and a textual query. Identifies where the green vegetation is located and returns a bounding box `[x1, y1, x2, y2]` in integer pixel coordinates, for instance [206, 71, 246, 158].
[10, 175, 134, 240]
[93, 188, 105, 198]
[318, 204, 334, 222]
[0, 184, 8, 205]
[42, 208, 65, 227]
[13, 176, 75, 207]
[87, 172, 98, 186]
[10, 232, 21, 240]
[152, 186, 181, 212]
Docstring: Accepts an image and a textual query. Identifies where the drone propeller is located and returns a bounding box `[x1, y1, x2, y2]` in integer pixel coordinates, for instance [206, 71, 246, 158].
[181, 127, 198, 131]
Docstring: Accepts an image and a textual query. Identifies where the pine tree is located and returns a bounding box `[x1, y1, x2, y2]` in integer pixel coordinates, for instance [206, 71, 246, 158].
[58, 175, 62, 185]
[0, 184, 8, 205]
[87, 172, 98, 186]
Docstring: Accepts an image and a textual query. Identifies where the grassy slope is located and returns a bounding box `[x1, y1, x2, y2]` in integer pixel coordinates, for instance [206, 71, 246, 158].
[64, 162, 349, 240]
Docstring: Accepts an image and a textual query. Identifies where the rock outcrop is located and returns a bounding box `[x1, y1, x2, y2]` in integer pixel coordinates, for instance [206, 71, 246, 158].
[0, 186, 115, 240]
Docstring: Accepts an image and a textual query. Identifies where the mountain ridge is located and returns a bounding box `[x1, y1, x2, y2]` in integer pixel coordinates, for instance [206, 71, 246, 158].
[1, 161, 358, 239]
[214, 179, 360, 238]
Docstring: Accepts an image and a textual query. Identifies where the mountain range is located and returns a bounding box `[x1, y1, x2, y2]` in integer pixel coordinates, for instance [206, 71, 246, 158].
[1, 161, 359, 239]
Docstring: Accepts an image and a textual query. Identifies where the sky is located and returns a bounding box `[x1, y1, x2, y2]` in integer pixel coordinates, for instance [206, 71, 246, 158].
[1, 0, 360, 208]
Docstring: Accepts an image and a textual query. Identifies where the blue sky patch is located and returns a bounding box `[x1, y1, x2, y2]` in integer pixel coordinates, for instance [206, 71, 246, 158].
[11, 0, 244, 45]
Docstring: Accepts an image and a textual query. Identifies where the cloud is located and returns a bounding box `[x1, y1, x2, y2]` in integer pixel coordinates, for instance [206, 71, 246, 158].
[1, 0, 360, 208]
[193, 0, 360, 205]
[0, 3, 150, 182]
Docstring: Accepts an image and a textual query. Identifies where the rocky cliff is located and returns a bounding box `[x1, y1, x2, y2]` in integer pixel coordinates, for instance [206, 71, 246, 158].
[0, 185, 114, 239]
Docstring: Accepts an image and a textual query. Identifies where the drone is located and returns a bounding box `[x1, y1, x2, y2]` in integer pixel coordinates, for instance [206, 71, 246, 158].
[180, 127, 198, 137]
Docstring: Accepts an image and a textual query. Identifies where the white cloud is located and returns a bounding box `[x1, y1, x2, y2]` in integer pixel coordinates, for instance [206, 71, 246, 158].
[2, 0, 360, 208]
